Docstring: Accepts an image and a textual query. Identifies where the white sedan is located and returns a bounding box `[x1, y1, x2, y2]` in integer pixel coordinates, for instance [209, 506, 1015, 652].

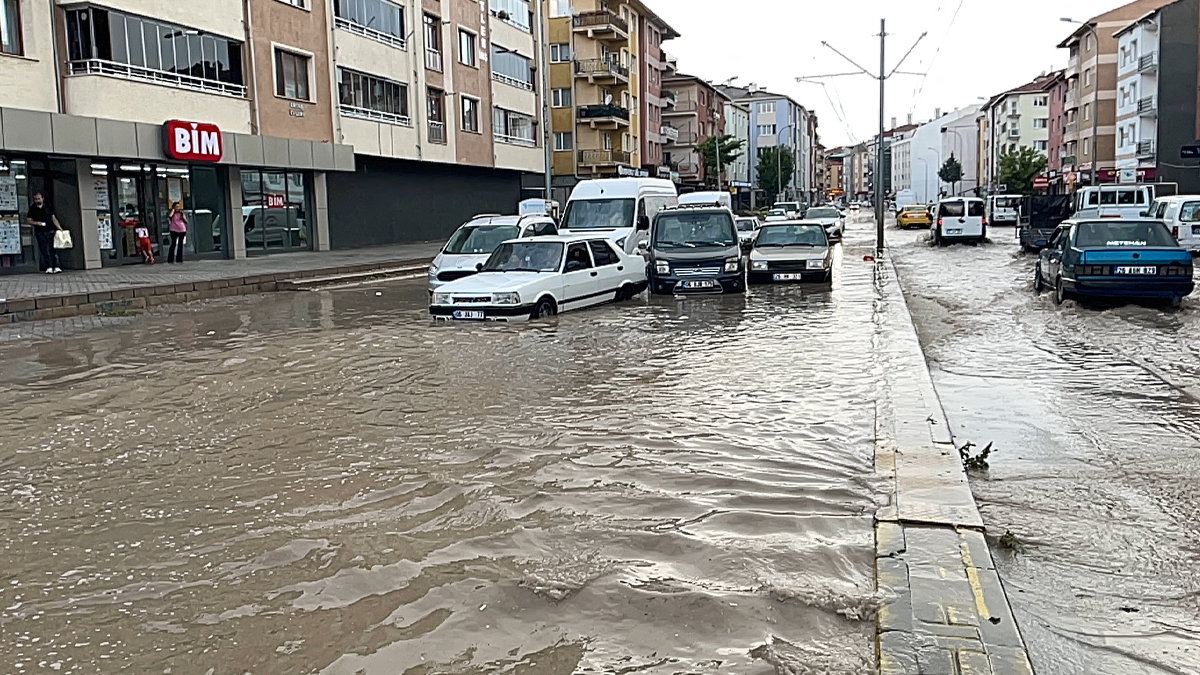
[429, 235, 647, 322]
[804, 206, 845, 241]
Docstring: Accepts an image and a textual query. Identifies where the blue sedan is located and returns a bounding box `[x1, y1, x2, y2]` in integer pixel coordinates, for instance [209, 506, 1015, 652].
[1034, 219, 1194, 307]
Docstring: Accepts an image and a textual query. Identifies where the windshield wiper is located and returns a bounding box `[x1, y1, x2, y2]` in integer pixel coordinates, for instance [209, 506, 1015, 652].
[507, 267, 546, 272]
[756, 242, 787, 247]
[784, 242, 818, 247]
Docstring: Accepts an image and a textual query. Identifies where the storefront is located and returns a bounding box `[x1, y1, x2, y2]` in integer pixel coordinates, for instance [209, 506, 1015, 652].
[0, 156, 81, 273]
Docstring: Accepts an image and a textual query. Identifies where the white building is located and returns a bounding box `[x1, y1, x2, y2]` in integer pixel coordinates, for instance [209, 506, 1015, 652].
[978, 74, 1057, 191]
[1114, 14, 1160, 178]
[723, 101, 751, 186]
[891, 136, 913, 192]
[910, 105, 982, 203]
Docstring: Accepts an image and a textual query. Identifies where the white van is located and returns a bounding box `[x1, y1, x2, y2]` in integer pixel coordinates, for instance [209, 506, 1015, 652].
[1146, 195, 1200, 252]
[987, 195, 1022, 226]
[559, 178, 678, 254]
[1072, 185, 1156, 220]
[933, 197, 986, 245]
[679, 190, 733, 210]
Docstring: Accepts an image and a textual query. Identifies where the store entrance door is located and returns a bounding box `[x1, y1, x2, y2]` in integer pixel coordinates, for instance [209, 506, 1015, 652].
[111, 169, 155, 264]
[105, 165, 228, 265]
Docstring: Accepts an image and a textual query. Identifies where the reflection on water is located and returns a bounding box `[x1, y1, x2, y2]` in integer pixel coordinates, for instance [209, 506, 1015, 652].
[0, 240, 884, 674]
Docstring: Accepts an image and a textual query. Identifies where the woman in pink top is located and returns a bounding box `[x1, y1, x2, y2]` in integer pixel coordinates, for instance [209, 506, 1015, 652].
[167, 202, 188, 264]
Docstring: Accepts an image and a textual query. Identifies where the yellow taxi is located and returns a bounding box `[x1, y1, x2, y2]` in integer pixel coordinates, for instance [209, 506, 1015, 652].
[897, 204, 933, 229]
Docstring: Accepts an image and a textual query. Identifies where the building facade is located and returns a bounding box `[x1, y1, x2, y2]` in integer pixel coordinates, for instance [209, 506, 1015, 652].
[908, 106, 981, 203]
[717, 85, 816, 204]
[661, 73, 725, 188]
[977, 73, 1058, 192]
[638, 11, 679, 179]
[723, 101, 750, 187]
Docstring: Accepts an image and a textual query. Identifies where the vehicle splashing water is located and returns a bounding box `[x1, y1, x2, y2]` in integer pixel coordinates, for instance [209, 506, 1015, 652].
[0, 239, 885, 674]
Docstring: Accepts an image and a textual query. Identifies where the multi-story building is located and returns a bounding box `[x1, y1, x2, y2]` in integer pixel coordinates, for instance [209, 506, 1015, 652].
[723, 101, 751, 187]
[717, 85, 816, 204]
[1114, 0, 1200, 191]
[813, 142, 828, 200]
[661, 73, 726, 188]
[977, 73, 1058, 192]
[1057, 0, 1174, 190]
[0, 0, 549, 274]
[826, 150, 846, 203]
[1046, 71, 1069, 189]
[908, 106, 981, 202]
[638, 11, 679, 179]
[891, 136, 913, 194]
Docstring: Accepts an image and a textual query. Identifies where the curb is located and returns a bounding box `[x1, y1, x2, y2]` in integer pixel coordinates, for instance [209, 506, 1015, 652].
[874, 254, 1034, 675]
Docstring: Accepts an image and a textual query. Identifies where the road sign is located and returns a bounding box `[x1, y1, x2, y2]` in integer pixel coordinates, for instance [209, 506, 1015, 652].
[1182, 143, 1200, 158]
[1032, 177, 1049, 190]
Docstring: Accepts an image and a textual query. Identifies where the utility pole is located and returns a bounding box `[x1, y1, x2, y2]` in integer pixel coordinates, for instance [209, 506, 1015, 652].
[536, 0, 553, 202]
[796, 21, 925, 255]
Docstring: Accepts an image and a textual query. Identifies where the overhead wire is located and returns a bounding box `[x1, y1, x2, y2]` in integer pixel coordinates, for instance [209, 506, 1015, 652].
[907, 0, 965, 116]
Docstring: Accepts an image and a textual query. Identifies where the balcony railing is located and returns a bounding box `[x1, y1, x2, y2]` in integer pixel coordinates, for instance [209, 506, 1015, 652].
[425, 49, 443, 72]
[1138, 52, 1158, 72]
[672, 131, 699, 144]
[496, 133, 536, 147]
[660, 125, 679, 141]
[1068, 54, 1080, 70]
[335, 16, 407, 50]
[578, 149, 631, 165]
[665, 99, 698, 114]
[428, 121, 446, 144]
[662, 90, 678, 106]
[1065, 121, 1078, 134]
[1138, 96, 1157, 115]
[577, 104, 630, 121]
[67, 59, 247, 98]
[492, 72, 534, 91]
[573, 10, 629, 35]
[1137, 140, 1155, 157]
[573, 58, 629, 80]
[340, 104, 412, 127]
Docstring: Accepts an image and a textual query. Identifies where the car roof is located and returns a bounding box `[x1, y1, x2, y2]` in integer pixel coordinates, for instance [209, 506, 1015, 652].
[463, 214, 552, 227]
[1151, 194, 1200, 202]
[504, 233, 618, 244]
[758, 219, 826, 228]
[658, 204, 733, 214]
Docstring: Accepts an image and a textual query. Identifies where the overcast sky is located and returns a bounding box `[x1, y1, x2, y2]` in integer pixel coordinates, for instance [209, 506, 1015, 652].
[650, 0, 1118, 147]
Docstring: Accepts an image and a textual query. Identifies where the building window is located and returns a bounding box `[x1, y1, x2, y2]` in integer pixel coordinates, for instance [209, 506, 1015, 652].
[554, 132, 573, 151]
[491, 44, 533, 89]
[1033, 118, 1048, 129]
[549, 43, 570, 63]
[275, 49, 311, 100]
[334, 0, 405, 48]
[64, 7, 245, 96]
[1083, 138, 1091, 157]
[461, 96, 480, 132]
[489, 0, 531, 32]
[1033, 95, 1048, 107]
[337, 67, 409, 125]
[549, 0, 570, 18]
[757, 101, 775, 114]
[1084, 68, 1092, 87]
[756, 124, 776, 137]
[493, 107, 535, 146]
[459, 29, 477, 67]
[1034, 140, 1048, 151]
[1083, 103, 1090, 121]
[1085, 34, 1093, 52]
[276, 0, 306, 7]
[551, 87, 572, 108]
[1, 0, 22, 55]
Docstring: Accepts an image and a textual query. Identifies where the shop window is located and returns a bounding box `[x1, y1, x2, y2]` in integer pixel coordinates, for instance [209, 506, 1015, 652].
[0, 157, 32, 270]
[241, 169, 311, 252]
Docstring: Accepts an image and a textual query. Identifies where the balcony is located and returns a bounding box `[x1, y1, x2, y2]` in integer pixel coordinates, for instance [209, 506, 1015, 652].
[660, 125, 679, 141]
[1007, 110, 1020, 119]
[578, 149, 632, 168]
[1062, 155, 1077, 167]
[67, 59, 247, 98]
[662, 89, 678, 107]
[1065, 121, 1079, 135]
[1068, 54, 1080, 70]
[572, 10, 629, 42]
[1138, 96, 1157, 116]
[1008, 129, 1020, 139]
[573, 58, 630, 84]
[428, 120, 446, 144]
[577, 104, 630, 128]
[425, 49, 443, 73]
[671, 159, 701, 177]
[1137, 140, 1155, 158]
[662, 50, 678, 74]
[1139, 52, 1158, 73]
[670, 131, 699, 145]
[663, 99, 698, 116]
[1065, 91, 1078, 108]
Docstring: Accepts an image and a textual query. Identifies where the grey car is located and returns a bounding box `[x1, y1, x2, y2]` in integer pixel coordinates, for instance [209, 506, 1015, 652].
[748, 220, 833, 284]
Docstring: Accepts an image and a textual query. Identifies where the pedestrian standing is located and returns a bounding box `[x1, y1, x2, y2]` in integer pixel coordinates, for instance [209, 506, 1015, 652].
[27, 191, 64, 274]
[167, 202, 188, 264]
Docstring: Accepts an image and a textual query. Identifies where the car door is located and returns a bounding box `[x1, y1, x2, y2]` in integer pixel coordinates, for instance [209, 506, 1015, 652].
[561, 241, 600, 311]
[1042, 226, 1069, 281]
[588, 239, 627, 299]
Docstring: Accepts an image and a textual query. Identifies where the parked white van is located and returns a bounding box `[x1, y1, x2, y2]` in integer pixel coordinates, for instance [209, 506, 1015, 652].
[986, 195, 1022, 226]
[679, 191, 733, 210]
[1072, 185, 1156, 220]
[1146, 195, 1200, 252]
[559, 178, 679, 254]
[933, 197, 987, 245]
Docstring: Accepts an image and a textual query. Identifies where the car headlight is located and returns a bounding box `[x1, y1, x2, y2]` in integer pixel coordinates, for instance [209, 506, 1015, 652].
[655, 260, 670, 275]
[492, 292, 521, 305]
[808, 258, 828, 269]
[724, 258, 740, 273]
[432, 292, 452, 305]
[751, 259, 768, 271]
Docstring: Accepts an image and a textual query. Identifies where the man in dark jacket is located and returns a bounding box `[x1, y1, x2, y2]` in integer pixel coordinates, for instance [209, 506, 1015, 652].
[27, 191, 64, 273]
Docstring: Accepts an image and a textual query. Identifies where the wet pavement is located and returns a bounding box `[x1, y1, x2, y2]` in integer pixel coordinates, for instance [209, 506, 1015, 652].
[0, 222, 889, 674]
[890, 225, 1200, 674]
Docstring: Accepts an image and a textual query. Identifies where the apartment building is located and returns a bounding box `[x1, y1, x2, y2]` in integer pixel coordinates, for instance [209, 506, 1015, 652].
[0, 0, 547, 275]
[907, 106, 981, 202]
[826, 150, 845, 202]
[638, 11, 679, 178]
[1113, 0, 1200, 191]
[723, 100, 750, 187]
[977, 73, 1058, 191]
[716, 85, 816, 204]
[661, 73, 726, 188]
[1046, 71, 1069, 185]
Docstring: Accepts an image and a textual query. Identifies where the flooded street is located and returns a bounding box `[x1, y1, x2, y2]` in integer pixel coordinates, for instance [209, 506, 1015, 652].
[891, 225, 1200, 674]
[0, 225, 886, 674]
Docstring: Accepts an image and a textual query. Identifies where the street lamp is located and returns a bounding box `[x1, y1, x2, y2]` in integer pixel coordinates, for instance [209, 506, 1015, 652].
[926, 146, 941, 199]
[1062, 17, 1100, 185]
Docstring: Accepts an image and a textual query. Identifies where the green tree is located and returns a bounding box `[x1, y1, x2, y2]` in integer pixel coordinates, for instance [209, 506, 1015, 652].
[756, 147, 795, 205]
[696, 134, 746, 187]
[997, 147, 1048, 195]
[938, 154, 964, 196]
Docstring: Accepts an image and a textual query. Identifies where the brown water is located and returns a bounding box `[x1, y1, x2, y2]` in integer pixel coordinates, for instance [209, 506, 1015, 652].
[0, 229, 886, 674]
[892, 226, 1200, 675]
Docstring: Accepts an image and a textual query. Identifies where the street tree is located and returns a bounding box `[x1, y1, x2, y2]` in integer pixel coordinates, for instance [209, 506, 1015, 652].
[938, 154, 964, 196]
[756, 147, 795, 205]
[697, 134, 746, 187]
[997, 147, 1048, 195]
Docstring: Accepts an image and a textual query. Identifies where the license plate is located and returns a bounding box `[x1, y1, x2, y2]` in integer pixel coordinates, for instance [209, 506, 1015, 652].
[773, 273, 802, 281]
[452, 310, 486, 319]
[1114, 266, 1157, 275]
[680, 280, 716, 289]
[946, 228, 962, 235]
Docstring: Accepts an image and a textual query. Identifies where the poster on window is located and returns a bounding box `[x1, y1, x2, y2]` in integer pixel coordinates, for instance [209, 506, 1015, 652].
[168, 178, 183, 206]
[93, 178, 110, 211]
[97, 213, 114, 250]
[0, 215, 21, 255]
[0, 177, 17, 212]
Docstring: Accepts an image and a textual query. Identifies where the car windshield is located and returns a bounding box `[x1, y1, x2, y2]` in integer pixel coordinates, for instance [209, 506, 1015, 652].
[443, 225, 520, 254]
[654, 212, 737, 249]
[806, 208, 840, 219]
[755, 225, 827, 247]
[736, 219, 758, 232]
[560, 198, 635, 230]
[902, 205, 926, 213]
[776, 202, 800, 211]
[1075, 221, 1177, 247]
[482, 241, 565, 272]
[994, 197, 1020, 208]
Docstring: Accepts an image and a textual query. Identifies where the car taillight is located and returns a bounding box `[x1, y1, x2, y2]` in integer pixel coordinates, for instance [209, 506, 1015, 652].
[1172, 226, 1180, 238]
[1080, 265, 1111, 275]
[937, 218, 943, 227]
[982, 219, 988, 227]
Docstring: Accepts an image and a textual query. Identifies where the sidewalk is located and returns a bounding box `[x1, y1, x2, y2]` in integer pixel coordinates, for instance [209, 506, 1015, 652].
[0, 241, 442, 323]
[872, 251, 1034, 675]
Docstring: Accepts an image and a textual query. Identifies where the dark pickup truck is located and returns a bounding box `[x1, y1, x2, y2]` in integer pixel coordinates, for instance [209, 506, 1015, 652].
[1019, 195, 1073, 252]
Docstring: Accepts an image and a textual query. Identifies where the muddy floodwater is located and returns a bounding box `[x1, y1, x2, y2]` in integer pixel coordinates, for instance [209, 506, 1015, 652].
[0, 227, 886, 674]
[892, 226, 1200, 675]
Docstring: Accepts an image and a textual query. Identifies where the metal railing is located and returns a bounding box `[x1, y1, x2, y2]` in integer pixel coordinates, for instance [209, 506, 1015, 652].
[428, 121, 446, 144]
[1139, 52, 1157, 72]
[335, 16, 407, 50]
[666, 99, 698, 113]
[577, 104, 630, 121]
[496, 133, 536, 147]
[340, 104, 411, 127]
[1138, 96, 1156, 114]
[662, 90, 678, 105]
[425, 49, 443, 72]
[67, 59, 247, 98]
[492, 72, 534, 91]
[660, 125, 679, 141]
[573, 59, 629, 79]
[573, 10, 628, 33]
[672, 131, 699, 144]
[578, 149, 631, 165]
[1065, 121, 1078, 134]
[1137, 140, 1155, 156]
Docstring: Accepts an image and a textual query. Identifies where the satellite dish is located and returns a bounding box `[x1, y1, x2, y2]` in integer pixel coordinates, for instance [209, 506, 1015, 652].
[604, 94, 613, 105]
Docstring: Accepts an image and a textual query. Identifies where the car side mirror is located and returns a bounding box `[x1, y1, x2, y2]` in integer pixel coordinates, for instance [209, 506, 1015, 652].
[636, 240, 649, 251]
[475, 262, 484, 271]
[637, 215, 651, 231]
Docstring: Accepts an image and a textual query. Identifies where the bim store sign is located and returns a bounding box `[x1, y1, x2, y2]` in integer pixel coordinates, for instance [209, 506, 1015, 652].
[163, 121, 223, 162]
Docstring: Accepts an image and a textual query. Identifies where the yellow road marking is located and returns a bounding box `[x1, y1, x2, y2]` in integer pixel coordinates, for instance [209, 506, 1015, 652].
[960, 539, 991, 619]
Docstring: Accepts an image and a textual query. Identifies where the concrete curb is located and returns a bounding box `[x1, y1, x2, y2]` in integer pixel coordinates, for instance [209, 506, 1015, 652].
[874, 254, 1034, 675]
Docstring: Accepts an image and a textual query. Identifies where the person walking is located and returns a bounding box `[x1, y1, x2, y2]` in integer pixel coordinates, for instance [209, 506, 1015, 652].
[27, 191, 65, 274]
[167, 202, 188, 264]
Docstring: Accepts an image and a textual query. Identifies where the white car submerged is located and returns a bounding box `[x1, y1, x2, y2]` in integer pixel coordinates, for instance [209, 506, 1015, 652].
[804, 206, 845, 241]
[428, 214, 558, 293]
[430, 234, 647, 322]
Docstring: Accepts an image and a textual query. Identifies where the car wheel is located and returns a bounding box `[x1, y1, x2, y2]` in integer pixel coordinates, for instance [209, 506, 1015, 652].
[531, 297, 557, 320]
[1033, 265, 1045, 293]
[615, 284, 634, 302]
[932, 228, 942, 247]
[1054, 276, 1067, 305]
[823, 270, 833, 284]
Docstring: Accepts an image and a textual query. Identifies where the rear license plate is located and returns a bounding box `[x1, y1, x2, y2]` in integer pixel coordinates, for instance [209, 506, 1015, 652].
[946, 228, 962, 235]
[452, 310, 486, 319]
[773, 273, 803, 281]
[1114, 266, 1157, 275]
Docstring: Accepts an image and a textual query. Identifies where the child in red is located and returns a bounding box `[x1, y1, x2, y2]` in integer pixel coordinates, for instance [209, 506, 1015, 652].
[135, 226, 155, 264]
